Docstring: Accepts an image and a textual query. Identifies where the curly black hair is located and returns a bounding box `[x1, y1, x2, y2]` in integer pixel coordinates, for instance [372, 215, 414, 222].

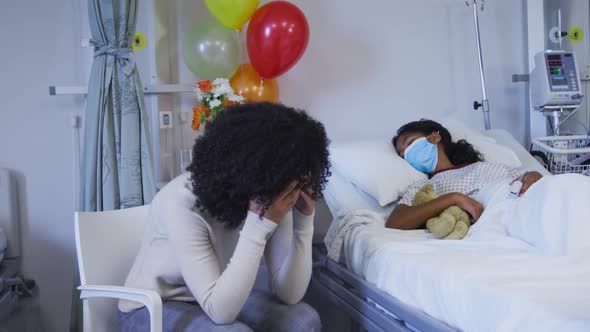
[188, 102, 331, 229]
[392, 119, 484, 166]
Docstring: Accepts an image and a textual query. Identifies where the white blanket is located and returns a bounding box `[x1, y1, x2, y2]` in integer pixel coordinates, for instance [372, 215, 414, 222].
[325, 209, 384, 266]
[326, 174, 590, 331]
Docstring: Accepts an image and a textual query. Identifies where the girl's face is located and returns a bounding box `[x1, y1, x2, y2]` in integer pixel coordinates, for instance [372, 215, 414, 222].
[395, 132, 441, 158]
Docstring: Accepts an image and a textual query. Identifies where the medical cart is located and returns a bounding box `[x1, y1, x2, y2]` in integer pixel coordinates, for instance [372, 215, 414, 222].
[531, 135, 590, 175]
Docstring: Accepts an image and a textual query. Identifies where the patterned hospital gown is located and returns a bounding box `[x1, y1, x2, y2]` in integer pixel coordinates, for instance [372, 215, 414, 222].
[397, 162, 523, 206]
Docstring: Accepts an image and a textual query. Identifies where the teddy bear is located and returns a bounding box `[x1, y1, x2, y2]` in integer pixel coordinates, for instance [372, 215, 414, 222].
[412, 183, 470, 239]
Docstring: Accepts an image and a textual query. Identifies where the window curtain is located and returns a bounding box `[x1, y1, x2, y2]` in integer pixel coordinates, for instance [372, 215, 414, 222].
[80, 0, 156, 212]
[71, 0, 156, 330]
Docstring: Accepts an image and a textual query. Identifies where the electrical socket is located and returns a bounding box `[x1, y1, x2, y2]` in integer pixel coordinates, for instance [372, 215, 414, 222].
[159, 111, 173, 129]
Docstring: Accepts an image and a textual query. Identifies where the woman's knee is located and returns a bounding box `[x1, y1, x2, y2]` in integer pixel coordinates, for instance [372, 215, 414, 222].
[120, 301, 254, 332]
[239, 291, 321, 332]
[293, 302, 321, 332]
[274, 302, 321, 332]
[207, 321, 253, 332]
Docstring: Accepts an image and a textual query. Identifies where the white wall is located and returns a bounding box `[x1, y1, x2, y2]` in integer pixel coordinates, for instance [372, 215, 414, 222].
[0, 1, 85, 331]
[275, 0, 529, 144]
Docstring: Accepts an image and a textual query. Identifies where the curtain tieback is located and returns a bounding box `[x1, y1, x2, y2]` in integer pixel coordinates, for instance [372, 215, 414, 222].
[91, 39, 135, 76]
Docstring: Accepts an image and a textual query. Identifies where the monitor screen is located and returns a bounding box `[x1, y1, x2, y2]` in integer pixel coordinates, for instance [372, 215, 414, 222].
[545, 53, 578, 92]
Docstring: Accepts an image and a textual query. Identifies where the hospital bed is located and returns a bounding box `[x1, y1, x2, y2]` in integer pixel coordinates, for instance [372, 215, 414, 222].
[308, 127, 586, 332]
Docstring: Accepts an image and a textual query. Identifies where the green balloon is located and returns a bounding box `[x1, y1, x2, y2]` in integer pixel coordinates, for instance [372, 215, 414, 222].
[183, 20, 241, 80]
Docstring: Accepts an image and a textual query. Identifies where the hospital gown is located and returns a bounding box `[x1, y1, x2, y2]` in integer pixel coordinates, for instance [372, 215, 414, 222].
[396, 162, 522, 206]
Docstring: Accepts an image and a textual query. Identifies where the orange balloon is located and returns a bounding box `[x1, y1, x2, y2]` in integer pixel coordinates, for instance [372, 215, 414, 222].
[230, 63, 279, 103]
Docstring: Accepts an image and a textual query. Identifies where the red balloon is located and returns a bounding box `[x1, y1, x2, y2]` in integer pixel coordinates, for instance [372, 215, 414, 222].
[247, 1, 309, 79]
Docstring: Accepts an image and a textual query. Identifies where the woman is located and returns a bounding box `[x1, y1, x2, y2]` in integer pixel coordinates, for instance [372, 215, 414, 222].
[118, 103, 330, 331]
[386, 120, 543, 230]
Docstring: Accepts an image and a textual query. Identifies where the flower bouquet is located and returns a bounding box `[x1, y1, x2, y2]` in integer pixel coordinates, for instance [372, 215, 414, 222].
[192, 78, 244, 131]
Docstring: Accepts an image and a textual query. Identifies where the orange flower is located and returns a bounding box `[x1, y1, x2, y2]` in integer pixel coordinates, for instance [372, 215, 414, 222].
[192, 104, 210, 131]
[197, 80, 212, 93]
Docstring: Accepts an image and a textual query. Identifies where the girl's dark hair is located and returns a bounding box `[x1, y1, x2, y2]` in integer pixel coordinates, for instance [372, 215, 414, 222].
[188, 102, 331, 229]
[392, 119, 483, 166]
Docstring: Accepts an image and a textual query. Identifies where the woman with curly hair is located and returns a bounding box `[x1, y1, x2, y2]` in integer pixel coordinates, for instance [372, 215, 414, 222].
[118, 103, 330, 332]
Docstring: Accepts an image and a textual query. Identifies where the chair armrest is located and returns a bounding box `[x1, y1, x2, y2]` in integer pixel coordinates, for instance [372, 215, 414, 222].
[78, 285, 162, 332]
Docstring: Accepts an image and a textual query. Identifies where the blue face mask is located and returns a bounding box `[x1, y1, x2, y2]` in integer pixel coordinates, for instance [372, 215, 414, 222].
[404, 137, 438, 174]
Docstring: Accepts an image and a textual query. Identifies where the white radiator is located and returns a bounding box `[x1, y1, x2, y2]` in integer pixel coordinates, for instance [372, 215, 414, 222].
[0, 169, 19, 259]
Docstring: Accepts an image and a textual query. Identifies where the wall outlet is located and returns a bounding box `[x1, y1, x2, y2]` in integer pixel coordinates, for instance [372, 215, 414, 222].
[159, 111, 173, 129]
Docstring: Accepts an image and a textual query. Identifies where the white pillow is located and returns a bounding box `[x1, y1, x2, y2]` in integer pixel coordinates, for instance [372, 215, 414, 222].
[330, 140, 427, 206]
[442, 119, 522, 168]
[323, 167, 385, 218]
[442, 119, 497, 144]
[469, 136, 522, 168]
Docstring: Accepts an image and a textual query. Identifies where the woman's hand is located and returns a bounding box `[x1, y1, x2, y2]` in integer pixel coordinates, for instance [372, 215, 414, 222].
[453, 193, 484, 223]
[249, 180, 300, 224]
[512, 171, 543, 197]
[294, 186, 316, 216]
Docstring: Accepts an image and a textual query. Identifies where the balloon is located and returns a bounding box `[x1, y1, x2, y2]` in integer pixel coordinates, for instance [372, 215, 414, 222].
[230, 64, 279, 103]
[205, 0, 260, 31]
[183, 20, 241, 80]
[247, 1, 309, 79]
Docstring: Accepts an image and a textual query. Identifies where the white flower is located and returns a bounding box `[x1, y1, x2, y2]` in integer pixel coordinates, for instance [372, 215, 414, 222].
[213, 78, 230, 87]
[208, 98, 222, 108]
[227, 93, 245, 103]
[194, 87, 204, 102]
[212, 84, 232, 98]
[212, 78, 235, 97]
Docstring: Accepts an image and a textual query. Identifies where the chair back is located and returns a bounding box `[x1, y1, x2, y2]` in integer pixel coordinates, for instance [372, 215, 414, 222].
[74, 205, 149, 331]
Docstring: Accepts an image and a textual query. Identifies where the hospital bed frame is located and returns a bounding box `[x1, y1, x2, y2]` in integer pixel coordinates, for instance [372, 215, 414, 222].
[311, 244, 456, 332]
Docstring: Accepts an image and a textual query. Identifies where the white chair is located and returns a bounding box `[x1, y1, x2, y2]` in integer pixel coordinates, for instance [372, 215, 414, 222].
[74, 205, 162, 332]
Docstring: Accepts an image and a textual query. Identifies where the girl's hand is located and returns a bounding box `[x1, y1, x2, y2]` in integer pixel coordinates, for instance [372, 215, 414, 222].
[294, 186, 316, 216]
[511, 171, 543, 197]
[249, 180, 300, 224]
[453, 193, 484, 223]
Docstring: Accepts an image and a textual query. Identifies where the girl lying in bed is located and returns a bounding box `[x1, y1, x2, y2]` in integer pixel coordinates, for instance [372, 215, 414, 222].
[385, 120, 544, 230]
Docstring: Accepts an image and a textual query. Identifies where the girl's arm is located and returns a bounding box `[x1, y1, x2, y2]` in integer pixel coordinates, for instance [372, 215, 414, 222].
[386, 193, 483, 230]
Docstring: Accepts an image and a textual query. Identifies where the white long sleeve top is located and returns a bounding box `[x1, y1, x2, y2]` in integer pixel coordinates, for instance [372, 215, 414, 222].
[118, 173, 314, 324]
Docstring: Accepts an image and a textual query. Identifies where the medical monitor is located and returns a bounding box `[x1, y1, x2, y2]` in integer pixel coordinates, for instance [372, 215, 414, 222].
[530, 50, 583, 109]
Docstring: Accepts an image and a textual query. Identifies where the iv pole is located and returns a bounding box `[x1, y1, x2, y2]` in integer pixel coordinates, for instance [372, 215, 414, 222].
[468, 0, 491, 130]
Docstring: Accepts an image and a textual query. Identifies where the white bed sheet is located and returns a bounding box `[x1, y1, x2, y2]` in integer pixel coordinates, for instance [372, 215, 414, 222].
[345, 222, 590, 332]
